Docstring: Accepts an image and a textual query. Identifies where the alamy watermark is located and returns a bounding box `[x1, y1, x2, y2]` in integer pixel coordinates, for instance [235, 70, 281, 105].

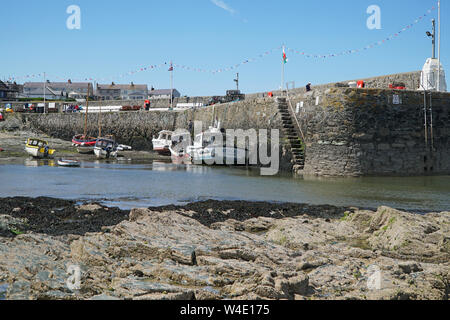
[66, 5, 81, 30]
[66, 264, 81, 291]
[174, 121, 281, 176]
[366, 264, 382, 290]
[367, 5, 381, 30]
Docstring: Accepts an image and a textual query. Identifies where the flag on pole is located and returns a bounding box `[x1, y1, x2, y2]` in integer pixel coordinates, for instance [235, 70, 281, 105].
[168, 62, 173, 71]
[283, 48, 288, 64]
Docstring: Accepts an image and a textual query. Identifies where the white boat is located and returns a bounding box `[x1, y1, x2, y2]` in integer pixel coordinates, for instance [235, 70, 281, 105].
[94, 137, 119, 159]
[57, 159, 81, 167]
[152, 130, 172, 155]
[25, 138, 56, 159]
[186, 122, 248, 166]
[169, 130, 192, 164]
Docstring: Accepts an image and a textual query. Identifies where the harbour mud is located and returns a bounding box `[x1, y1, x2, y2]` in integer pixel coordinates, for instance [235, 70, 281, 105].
[0, 197, 448, 300]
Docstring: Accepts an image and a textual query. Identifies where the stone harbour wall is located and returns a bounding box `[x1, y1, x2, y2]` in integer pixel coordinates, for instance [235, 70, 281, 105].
[17, 71, 450, 177]
[288, 87, 450, 176]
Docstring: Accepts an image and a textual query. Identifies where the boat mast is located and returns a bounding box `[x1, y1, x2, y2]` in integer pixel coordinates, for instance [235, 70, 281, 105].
[437, 0, 441, 91]
[84, 83, 90, 137]
[98, 101, 102, 138]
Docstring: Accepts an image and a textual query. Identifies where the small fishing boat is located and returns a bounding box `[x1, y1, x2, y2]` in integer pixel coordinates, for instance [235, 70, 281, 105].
[73, 135, 97, 154]
[169, 130, 192, 164]
[57, 158, 80, 167]
[94, 137, 118, 159]
[152, 130, 172, 155]
[25, 138, 56, 159]
[187, 122, 247, 166]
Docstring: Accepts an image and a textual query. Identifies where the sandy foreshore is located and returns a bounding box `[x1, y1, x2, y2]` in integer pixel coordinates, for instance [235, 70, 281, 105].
[0, 130, 167, 164]
[0, 197, 448, 300]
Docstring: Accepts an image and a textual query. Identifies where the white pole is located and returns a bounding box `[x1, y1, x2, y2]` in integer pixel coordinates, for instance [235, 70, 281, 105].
[43, 72, 46, 114]
[437, 0, 441, 91]
[170, 62, 173, 110]
[282, 45, 285, 92]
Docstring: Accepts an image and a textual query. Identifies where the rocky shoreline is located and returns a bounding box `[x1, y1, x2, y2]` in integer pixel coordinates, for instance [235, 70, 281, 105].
[0, 197, 448, 300]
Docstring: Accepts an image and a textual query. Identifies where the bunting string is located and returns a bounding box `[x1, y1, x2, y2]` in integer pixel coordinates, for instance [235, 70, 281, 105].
[6, 4, 436, 83]
[286, 4, 437, 59]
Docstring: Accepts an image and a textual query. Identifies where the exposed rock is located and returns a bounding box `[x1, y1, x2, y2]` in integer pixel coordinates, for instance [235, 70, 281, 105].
[0, 198, 448, 300]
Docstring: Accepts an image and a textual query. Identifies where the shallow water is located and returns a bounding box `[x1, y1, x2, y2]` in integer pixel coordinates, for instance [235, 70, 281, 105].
[0, 159, 449, 212]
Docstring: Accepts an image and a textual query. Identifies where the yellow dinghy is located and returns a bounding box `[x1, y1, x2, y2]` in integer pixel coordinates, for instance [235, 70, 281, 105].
[25, 138, 56, 159]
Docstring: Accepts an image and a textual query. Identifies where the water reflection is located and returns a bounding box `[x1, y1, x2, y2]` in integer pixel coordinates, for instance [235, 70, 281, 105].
[24, 158, 56, 167]
[1, 161, 449, 212]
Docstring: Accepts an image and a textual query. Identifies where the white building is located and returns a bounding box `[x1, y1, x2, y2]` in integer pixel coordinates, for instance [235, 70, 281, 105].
[419, 58, 447, 92]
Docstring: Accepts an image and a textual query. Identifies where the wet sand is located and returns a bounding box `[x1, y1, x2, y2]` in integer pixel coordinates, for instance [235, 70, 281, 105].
[0, 131, 168, 164]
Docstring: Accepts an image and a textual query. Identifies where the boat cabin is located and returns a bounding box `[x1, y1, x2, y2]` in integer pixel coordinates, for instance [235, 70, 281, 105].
[95, 138, 118, 149]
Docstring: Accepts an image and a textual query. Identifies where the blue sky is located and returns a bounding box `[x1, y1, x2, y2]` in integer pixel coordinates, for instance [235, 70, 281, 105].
[0, 0, 447, 96]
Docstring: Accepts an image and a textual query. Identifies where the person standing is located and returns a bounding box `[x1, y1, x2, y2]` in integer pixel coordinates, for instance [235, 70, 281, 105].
[188, 120, 193, 137]
[306, 83, 312, 92]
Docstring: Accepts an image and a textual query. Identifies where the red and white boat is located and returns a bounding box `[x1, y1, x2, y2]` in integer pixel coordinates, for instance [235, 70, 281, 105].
[152, 130, 172, 155]
[72, 134, 97, 154]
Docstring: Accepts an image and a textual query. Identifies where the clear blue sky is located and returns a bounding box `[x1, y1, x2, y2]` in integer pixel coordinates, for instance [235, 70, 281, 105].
[0, 0, 447, 96]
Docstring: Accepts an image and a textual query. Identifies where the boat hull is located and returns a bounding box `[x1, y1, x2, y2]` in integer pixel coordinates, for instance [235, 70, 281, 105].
[58, 159, 80, 167]
[154, 147, 171, 156]
[25, 146, 55, 159]
[189, 147, 247, 166]
[76, 145, 95, 154]
[72, 135, 97, 147]
[94, 147, 118, 159]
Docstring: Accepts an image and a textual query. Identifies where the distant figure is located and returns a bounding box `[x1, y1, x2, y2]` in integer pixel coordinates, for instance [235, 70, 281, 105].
[144, 99, 150, 111]
[306, 83, 312, 92]
[188, 120, 193, 133]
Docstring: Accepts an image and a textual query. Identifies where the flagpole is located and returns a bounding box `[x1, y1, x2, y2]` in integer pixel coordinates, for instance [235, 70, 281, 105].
[437, 0, 441, 91]
[281, 45, 285, 93]
[43, 72, 46, 114]
[170, 61, 173, 110]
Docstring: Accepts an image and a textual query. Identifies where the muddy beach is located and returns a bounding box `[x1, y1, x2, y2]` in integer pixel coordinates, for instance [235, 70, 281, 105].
[0, 130, 168, 164]
[0, 197, 448, 300]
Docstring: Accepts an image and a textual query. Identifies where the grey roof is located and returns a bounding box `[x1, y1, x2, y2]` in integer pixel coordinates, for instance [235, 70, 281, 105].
[97, 83, 148, 91]
[24, 82, 91, 89]
[148, 89, 180, 96]
[0, 80, 20, 92]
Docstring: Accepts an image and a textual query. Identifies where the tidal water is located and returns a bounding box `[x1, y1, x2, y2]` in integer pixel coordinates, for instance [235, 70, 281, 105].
[0, 159, 449, 212]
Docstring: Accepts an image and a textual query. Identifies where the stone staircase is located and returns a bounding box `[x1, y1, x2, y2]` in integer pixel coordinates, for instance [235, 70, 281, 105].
[276, 97, 305, 169]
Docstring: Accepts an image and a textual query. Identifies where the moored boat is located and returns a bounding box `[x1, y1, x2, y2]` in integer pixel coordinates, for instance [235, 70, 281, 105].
[169, 130, 192, 164]
[57, 158, 81, 167]
[186, 122, 247, 166]
[94, 137, 118, 159]
[72, 134, 97, 146]
[25, 138, 56, 159]
[152, 130, 172, 155]
[73, 135, 97, 154]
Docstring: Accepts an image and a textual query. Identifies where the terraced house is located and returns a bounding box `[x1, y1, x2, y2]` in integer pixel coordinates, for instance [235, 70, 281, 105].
[0, 81, 20, 100]
[23, 80, 91, 100]
[96, 82, 148, 100]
